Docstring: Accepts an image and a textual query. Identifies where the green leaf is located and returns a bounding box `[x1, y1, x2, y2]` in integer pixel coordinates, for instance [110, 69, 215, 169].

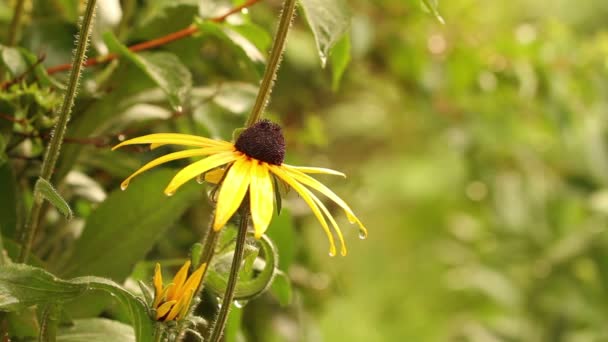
[56, 169, 202, 281]
[57, 318, 135, 342]
[266, 209, 296, 270]
[0, 163, 18, 239]
[0, 264, 154, 342]
[104, 32, 192, 111]
[0, 46, 28, 76]
[330, 33, 351, 91]
[206, 235, 278, 300]
[35, 178, 73, 220]
[420, 0, 445, 24]
[298, 0, 352, 67]
[270, 271, 292, 306]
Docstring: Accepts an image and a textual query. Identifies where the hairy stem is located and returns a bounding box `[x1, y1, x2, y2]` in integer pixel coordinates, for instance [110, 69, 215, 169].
[18, 0, 97, 263]
[246, 0, 297, 127]
[7, 0, 26, 46]
[208, 211, 250, 342]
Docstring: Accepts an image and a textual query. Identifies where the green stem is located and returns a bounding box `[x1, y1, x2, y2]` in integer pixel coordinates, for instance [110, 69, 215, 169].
[0, 228, 6, 265]
[191, 218, 220, 298]
[7, 0, 26, 46]
[245, 0, 297, 127]
[208, 210, 250, 342]
[18, 0, 97, 263]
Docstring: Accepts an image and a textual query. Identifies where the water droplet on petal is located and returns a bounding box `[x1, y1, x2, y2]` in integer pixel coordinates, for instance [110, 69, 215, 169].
[166, 191, 175, 197]
[120, 182, 129, 191]
[328, 248, 336, 257]
[196, 174, 205, 184]
[358, 229, 368, 240]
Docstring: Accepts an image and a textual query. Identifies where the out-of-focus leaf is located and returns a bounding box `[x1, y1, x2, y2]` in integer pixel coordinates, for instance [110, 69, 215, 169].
[330, 33, 351, 91]
[299, 0, 352, 67]
[224, 306, 244, 342]
[0, 163, 17, 239]
[195, 20, 265, 72]
[191, 82, 258, 115]
[35, 178, 73, 220]
[229, 23, 272, 54]
[104, 32, 192, 111]
[270, 271, 292, 306]
[57, 169, 202, 281]
[420, 0, 445, 24]
[0, 46, 27, 76]
[266, 209, 296, 271]
[6, 310, 39, 339]
[57, 318, 135, 342]
[0, 264, 153, 341]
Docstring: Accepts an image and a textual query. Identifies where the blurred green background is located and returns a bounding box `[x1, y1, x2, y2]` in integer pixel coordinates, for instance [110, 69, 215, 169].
[3, 0, 608, 341]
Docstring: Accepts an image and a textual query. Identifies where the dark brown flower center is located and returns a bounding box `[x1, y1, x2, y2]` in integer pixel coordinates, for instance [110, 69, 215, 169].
[235, 119, 285, 165]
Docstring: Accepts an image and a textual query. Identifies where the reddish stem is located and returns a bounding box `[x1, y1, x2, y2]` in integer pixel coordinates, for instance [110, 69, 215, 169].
[46, 0, 263, 75]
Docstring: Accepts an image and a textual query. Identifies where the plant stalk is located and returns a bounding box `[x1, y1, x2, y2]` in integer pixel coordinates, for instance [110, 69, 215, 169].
[18, 0, 97, 263]
[245, 0, 297, 127]
[207, 210, 250, 342]
[7, 0, 26, 46]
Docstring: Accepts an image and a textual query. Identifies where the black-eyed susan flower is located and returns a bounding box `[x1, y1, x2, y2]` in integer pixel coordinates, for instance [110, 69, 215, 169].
[152, 261, 206, 321]
[113, 120, 367, 256]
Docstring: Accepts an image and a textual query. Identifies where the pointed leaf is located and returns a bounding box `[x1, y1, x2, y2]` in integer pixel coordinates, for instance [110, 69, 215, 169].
[35, 178, 73, 220]
[299, 0, 352, 66]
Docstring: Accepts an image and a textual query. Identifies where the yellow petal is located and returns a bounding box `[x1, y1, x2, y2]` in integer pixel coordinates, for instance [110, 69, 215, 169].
[181, 263, 206, 296]
[166, 288, 193, 321]
[269, 165, 338, 257]
[285, 168, 367, 234]
[152, 263, 164, 308]
[249, 162, 274, 238]
[213, 157, 252, 231]
[120, 147, 227, 190]
[112, 133, 229, 150]
[282, 164, 346, 177]
[156, 300, 177, 320]
[177, 288, 195, 320]
[164, 152, 239, 195]
[309, 193, 348, 256]
[166, 260, 190, 301]
[204, 168, 226, 184]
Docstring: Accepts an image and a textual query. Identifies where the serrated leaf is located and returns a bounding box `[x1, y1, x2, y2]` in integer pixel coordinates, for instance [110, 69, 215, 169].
[330, 33, 351, 91]
[56, 169, 202, 281]
[58, 318, 135, 342]
[0, 264, 153, 341]
[104, 32, 192, 111]
[35, 178, 73, 220]
[299, 0, 352, 67]
[421, 0, 445, 24]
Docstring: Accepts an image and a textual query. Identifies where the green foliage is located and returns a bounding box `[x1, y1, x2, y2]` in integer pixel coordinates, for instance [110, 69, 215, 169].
[35, 178, 73, 220]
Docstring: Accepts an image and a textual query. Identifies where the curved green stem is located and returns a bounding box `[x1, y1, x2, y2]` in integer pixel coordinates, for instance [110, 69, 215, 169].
[245, 0, 297, 127]
[207, 210, 250, 342]
[18, 0, 97, 263]
[7, 0, 26, 46]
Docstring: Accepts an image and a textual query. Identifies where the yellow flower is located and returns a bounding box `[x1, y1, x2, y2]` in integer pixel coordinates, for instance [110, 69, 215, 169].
[113, 120, 367, 256]
[152, 260, 206, 321]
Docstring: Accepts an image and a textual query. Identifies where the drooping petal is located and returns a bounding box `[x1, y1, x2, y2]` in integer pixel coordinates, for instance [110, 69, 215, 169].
[112, 133, 230, 150]
[249, 162, 274, 238]
[166, 261, 190, 301]
[156, 300, 177, 320]
[152, 263, 164, 308]
[282, 164, 346, 177]
[269, 165, 338, 257]
[213, 157, 252, 231]
[308, 193, 348, 256]
[164, 152, 239, 195]
[121, 147, 229, 190]
[284, 168, 368, 236]
[203, 168, 226, 184]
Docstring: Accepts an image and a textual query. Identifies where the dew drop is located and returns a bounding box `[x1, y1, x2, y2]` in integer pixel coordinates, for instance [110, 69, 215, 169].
[166, 191, 175, 197]
[196, 174, 205, 184]
[358, 230, 368, 240]
[120, 182, 129, 191]
[328, 249, 336, 257]
[233, 300, 248, 308]
[319, 53, 327, 68]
